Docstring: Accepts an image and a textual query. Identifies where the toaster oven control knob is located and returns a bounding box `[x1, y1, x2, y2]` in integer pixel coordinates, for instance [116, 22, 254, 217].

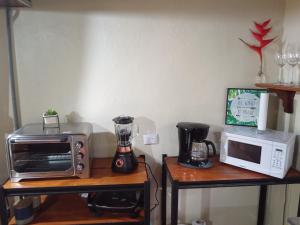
[75, 141, 84, 150]
[77, 152, 84, 160]
[76, 163, 84, 171]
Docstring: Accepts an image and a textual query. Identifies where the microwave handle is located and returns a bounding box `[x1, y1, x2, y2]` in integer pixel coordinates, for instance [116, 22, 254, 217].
[11, 137, 68, 143]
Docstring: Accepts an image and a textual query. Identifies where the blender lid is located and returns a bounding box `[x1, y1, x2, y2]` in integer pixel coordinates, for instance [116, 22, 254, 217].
[113, 116, 134, 124]
[176, 122, 209, 130]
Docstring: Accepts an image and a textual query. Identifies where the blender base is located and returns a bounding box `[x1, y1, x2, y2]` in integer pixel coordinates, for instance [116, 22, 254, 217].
[112, 151, 138, 173]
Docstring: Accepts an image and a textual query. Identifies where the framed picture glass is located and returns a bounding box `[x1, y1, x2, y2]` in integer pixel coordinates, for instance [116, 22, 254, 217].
[225, 88, 267, 127]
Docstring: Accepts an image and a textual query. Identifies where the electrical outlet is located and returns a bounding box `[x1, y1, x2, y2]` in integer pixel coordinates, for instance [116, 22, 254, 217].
[143, 133, 159, 145]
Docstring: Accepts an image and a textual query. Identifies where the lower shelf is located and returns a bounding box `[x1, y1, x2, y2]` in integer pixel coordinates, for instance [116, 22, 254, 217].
[9, 194, 144, 225]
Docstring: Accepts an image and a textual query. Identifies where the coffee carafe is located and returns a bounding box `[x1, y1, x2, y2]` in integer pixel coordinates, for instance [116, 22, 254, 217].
[112, 116, 138, 173]
[177, 122, 216, 168]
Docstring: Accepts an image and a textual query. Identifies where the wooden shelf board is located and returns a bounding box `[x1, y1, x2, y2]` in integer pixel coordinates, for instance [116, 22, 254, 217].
[9, 194, 144, 225]
[256, 83, 300, 92]
[3, 157, 148, 190]
[255, 83, 299, 113]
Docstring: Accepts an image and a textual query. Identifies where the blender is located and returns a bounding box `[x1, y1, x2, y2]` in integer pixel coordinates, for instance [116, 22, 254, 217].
[112, 116, 138, 173]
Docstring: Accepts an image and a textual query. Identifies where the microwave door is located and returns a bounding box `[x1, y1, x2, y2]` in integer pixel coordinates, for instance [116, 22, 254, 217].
[225, 137, 273, 173]
[9, 137, 75, 177]
[228, 140, 262, 164]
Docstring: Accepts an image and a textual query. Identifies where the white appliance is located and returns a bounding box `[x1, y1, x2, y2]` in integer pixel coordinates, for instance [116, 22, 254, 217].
[220, 126, 296, 179]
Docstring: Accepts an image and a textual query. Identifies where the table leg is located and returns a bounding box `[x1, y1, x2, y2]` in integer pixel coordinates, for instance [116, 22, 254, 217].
[161, 154, 167, 225]
[0, 187, 8, 225]
[171, 181, 179, 225]
[144, 180, 151, 225]
[297, 194, 300, 217]
[257, 185, 267, 225]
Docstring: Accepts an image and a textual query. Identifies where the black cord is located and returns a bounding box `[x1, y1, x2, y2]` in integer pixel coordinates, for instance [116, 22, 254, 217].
[138, 161, 160, 211]
[282, 184, 288, 225]
[6, 196, 10, 217]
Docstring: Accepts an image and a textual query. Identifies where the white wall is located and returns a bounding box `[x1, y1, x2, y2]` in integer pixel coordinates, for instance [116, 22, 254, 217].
[12, 0, 285, 224]
[271, 1, 300, 225]
[283, 0, 300, 167]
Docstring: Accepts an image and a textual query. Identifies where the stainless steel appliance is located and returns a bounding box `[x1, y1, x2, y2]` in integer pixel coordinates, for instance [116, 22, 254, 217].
[177, 122, 216, 168]
[112, 116, 138, 173]
[6, 123, 92, 182]
[220, 126, 295, 178]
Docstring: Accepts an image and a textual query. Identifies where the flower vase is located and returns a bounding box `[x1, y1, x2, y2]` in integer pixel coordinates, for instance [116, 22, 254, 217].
[256, 71, 266, 83]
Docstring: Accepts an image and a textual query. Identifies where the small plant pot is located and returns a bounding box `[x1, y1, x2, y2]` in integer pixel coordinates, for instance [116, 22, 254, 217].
[42, 113, 60, 129]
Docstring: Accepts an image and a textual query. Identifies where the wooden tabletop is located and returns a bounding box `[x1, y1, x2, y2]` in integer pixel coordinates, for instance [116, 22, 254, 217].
[165, 156, 300, 185]
[3, 157, 148, 191]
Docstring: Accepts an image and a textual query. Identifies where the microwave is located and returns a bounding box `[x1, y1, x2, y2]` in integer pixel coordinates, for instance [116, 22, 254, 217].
[220, 126, 295, 179]
[6, 123, 92, 182]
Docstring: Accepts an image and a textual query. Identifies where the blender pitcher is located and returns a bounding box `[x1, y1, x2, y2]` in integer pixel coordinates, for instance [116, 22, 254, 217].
[112, 116, 138, 173]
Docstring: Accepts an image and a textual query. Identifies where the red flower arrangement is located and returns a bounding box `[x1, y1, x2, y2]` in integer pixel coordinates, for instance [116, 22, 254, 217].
[239, 19, 276, 79]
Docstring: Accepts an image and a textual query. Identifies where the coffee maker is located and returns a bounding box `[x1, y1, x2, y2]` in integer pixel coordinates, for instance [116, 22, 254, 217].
[112, 116, 138, 173]
[177, 122, 216, 168]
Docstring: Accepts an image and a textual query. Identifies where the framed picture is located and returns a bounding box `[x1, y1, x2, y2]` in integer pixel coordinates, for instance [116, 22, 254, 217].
[225, 88, 267, 127]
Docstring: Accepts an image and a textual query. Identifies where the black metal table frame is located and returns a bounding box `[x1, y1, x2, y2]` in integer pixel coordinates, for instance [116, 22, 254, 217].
[0, 179, 151, 225]
[161, 154, 300, 225]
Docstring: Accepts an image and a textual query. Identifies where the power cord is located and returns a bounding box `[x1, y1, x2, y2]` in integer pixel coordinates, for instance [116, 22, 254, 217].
[138, 161, 160, 211]
[282, 184, 288, 225]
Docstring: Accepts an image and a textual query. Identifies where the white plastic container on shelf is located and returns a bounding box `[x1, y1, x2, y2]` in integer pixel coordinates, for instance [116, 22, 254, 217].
[192, 219, 207, 225]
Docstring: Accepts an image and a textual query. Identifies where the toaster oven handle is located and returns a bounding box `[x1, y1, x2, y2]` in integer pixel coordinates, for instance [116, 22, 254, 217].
[11, 137, 68, 143]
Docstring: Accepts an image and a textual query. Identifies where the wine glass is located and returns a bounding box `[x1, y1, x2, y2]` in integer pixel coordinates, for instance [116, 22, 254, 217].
[274, 52, 286, 84]
[286, 51, 300, 85]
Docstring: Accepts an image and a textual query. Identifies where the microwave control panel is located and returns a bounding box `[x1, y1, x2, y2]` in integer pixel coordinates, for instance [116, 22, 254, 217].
[271, 149, 283, 169]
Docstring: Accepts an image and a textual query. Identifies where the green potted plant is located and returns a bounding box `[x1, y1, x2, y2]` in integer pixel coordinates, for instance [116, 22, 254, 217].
[42, 109, 60, 128]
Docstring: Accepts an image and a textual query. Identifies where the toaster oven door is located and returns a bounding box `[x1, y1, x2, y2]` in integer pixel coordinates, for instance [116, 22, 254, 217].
[8, 136, 75, 180]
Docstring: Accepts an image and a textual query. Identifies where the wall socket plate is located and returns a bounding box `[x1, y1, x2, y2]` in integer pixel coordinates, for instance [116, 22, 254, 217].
[143, 133, 159, 145]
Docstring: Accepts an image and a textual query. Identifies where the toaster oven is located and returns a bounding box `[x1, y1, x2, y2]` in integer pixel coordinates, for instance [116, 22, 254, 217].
[6, 123, 92, 182]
